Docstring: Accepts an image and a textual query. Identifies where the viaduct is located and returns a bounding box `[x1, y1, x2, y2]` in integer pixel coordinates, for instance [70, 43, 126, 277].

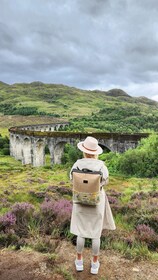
[9, 123, 149, 167]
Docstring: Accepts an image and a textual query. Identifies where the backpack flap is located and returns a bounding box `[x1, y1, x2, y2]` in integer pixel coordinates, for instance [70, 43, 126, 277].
[72, 168, 102, 206]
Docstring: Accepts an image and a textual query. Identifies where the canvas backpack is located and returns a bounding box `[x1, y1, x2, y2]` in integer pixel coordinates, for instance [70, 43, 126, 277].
[72, 168, 103, 206]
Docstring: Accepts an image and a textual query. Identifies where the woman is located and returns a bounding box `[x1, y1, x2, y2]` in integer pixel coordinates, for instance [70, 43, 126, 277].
[70, 136, 116, 275]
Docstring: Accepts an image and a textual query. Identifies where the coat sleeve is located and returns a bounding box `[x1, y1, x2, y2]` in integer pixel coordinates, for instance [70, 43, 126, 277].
[100, 163, 109, 187]
[69, 160, 79, 180]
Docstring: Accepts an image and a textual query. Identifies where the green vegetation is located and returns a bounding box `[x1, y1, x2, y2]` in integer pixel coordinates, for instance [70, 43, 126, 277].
[0, 83, 158, 132]
[101, 134, 158, 178]
[0, 134, 10, 155]
[67, 104, 158, 133]
[0, 103, 60, 117]
[55, 266, 75, 280]
[61, 143, 82, 166]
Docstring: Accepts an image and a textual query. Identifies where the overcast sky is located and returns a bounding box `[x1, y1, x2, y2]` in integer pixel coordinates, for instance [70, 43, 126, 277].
[0, 0, 158, 101]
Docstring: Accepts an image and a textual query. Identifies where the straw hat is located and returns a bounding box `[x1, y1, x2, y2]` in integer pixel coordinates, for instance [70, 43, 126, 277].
[77, 136, 103, 155]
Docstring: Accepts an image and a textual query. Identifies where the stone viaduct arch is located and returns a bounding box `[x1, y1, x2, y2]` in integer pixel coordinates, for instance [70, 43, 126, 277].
[9, 122, 149, 167]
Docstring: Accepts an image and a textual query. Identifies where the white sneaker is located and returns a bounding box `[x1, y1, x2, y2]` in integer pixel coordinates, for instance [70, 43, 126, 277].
[75, 259, 84, 271]
[91, 261, 100, 274]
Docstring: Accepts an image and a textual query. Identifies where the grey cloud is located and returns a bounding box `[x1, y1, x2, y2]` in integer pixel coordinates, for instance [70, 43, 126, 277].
[77, 0, 111, 16]
[0, 23, 15, 50]
[0, 0, 158, 99]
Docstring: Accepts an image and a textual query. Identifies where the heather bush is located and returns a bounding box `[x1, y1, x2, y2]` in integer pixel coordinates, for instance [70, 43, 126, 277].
[11, 202, 35, 237]
[106, 189, 122, 198]
[0, 212, 16, 233]
[40, 198, 72, 234]
[148, 214, 158, 233]
[105, 189, 123, 215]
[28, 190, 46, 199]
[46, 185, 72, 196]
[11, 202, 35, 214]
[107, 195, 119, 205]
[0, 197, 11, 209]
[131, 191, 149, 200]
[57, 186, 72, 196]
[121, 236, 135, 248]
[149, 190, 158, 198]
[135, 224, 158, 250]
[134, 212, 158, 234]
[112, 199, 141, 215]
[41, 198, 72, 220]
[51, 199, 72, 221]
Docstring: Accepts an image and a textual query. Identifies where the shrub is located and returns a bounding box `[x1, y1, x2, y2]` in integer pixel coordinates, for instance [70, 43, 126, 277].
[123, 242, 152, 261]
[107, 195, 119, 205]
[134, 213, 158, 234]
[0, 212, 16, 233]
[131, 191, 149, 200]
[1, 147, 10, 155]
[46, 185, 72, 196]
[149, 191, 158, 198]
[0, 233, 19, 248]
[33, 236, 57, 253]
[113, 200, 142, 216]
[61, 143, 82, 166]
[135, 224, 158, 250]
[103, 134, 158, 177]
[40, 198, 72, 234]
[101, 152, 121, 174]
[106, 189, 122, 198]
[11, 202, 35, 214]
[11, 202, 35, 237]
[0, 136, 10, 155]
[41, 199, 72, 221]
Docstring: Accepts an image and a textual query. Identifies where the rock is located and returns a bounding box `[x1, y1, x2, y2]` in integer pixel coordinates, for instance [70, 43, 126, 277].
[132, 267, 140, 272]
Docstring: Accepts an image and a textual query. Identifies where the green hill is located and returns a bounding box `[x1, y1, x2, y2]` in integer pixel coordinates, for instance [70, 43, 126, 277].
[0, 82, 158, 133]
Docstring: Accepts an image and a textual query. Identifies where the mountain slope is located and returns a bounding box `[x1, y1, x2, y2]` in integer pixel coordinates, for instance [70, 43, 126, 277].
[0, 82, 158, 133]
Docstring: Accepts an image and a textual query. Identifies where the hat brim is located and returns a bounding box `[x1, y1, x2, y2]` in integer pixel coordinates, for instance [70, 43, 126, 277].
[77, 141, 103, 155]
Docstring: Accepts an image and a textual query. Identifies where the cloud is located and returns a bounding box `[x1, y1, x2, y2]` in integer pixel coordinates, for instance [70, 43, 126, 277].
[0, 0, 158, 99]
[151, 95, 158, 102]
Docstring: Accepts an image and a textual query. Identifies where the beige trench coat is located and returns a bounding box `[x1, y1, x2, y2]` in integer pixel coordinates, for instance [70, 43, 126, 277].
[70, 158, 116, 239]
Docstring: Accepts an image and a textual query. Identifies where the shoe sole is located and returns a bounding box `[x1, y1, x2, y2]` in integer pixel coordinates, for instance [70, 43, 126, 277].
[91, 268, 98, 274]
[76, 265, 84, 271]
[91, 263, 100, 274]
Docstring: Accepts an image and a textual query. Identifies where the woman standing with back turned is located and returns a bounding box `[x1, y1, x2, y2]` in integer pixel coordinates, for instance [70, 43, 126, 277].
[70, 136, 116, 275]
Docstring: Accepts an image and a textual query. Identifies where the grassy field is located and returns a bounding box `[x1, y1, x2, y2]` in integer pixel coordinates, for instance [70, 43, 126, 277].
[0, 152, 157, 261]
[0, 154, 156, 213]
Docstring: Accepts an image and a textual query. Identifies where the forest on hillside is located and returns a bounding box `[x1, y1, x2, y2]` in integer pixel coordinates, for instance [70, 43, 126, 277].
[0, 82, 158, 133]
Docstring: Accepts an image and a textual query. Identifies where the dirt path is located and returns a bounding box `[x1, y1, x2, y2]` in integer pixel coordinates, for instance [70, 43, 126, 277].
[0, 241, 157, 280]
